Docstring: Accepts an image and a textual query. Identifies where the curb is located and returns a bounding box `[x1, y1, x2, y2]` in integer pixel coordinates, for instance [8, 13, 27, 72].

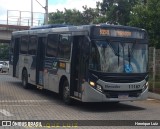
[148, 92, 160, 100]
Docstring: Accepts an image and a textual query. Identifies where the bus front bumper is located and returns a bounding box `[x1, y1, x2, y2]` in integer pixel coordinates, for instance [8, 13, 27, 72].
[81, 83, 148, 102]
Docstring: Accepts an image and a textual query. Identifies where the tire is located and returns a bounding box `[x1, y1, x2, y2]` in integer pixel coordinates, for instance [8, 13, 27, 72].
[62, 80, 72, 105]
[22, 70, 29, 89]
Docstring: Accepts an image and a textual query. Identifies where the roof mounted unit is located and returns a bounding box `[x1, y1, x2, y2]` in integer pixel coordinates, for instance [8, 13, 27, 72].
[30, 24, 73, 30]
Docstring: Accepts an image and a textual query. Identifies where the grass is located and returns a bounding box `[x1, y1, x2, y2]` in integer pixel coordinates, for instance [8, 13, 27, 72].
[148, 75, 160, 88]
[149, 81, 160, 88]
[148, 81, 160, 94]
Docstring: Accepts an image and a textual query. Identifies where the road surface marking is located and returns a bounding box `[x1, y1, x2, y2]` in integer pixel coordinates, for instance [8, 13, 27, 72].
[0, 100, 50, 103]
[147, 99, 155, 101]
[0, 109, 13, 116]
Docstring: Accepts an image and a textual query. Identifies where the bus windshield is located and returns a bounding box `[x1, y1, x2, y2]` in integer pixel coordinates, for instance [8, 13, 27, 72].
[89, 40, 148, 73]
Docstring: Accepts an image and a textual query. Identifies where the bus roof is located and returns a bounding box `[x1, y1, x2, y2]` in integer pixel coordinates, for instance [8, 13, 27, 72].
[12, 24, 147, 36]
[30, 24, 73, 30]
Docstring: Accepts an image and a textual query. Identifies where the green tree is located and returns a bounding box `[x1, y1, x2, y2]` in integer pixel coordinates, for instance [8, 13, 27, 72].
[129, 0, 160, 48]
[0, 44, 9, 60]
[99, 0, 139, 25]
[82, 5, 101, 24]
[48, 9, 84, 25]
[48, 7, 100, 25]
[48, 10, 65, 24]
[64, 9, 83, 25]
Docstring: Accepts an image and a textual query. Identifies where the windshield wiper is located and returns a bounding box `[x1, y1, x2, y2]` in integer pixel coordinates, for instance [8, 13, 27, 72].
[128, 45, 131, 66]
[118, 43, 120, 67]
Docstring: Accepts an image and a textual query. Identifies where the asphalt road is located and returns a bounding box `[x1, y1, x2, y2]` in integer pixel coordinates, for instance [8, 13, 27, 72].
[0, 74, 160, 129]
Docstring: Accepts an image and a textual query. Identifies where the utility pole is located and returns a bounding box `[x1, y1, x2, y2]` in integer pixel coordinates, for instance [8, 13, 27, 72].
[31, 0, 33, 26]
[35, 0, 48, 25]
[44, 0, 48, 25]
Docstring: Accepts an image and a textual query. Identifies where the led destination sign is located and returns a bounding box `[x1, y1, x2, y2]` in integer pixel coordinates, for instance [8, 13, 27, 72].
[93, 27, 146, 39]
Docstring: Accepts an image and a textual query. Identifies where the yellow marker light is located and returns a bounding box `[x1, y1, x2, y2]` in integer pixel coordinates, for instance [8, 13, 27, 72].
[59, 62, 66, 68]
[89, 81, 95, 87]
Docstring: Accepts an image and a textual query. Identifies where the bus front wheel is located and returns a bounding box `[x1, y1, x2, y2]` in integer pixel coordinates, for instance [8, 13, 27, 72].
[22, 70, 29, 89]
[62, 80, 72, 105]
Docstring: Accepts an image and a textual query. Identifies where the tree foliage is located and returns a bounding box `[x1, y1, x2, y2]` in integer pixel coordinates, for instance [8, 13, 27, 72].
[99, 0, 139, 25]
[0, 44, 9, 60]
[48, 10, 65, 24]
[82, 5, 100, 24]
[129, 0, 160, 48]
[48, 9, 83, 25]
[48, 7, 99, 25]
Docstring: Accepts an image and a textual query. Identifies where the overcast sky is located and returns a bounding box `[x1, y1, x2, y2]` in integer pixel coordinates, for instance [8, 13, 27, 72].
[0, 0, 101, 26]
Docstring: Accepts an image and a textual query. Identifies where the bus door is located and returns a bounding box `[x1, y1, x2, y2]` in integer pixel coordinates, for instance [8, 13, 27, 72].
[36, 37, 46, 86]
[13, 38, 20, 77]
[71, 35, 90, 99]
[47, 34, 59, 92]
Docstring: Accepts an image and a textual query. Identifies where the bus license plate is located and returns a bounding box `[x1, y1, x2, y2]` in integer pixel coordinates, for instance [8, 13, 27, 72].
[118, 94, 129, 99]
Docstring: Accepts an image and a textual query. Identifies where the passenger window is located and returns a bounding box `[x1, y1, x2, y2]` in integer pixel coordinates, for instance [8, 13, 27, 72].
[46, 34, 59, 57]
[58, 34, 71, 60]
[29, 35, 37, 55]
[20, 35, 28, 54]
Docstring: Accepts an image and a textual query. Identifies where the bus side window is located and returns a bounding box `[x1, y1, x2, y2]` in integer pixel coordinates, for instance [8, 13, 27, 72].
[58, 34, 71, 60]
[46, 34, 59, 57]
[20, 35, 29, 54]
[28, 35, 37, 55]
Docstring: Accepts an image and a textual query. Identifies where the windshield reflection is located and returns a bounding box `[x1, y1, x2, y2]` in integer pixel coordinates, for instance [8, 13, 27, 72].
[89, 40, 148, 73]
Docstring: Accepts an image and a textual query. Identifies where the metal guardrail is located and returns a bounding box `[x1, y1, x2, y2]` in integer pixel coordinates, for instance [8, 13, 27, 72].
[0, 10, 45, 27]
[0, 24, 30, 31]
[0, 20, 43, 27]
[0, 24, 29, 31]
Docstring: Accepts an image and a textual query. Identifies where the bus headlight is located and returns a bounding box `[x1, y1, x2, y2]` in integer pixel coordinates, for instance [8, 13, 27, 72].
[89, 81, 103, 92]
[89, 81, 95, 87]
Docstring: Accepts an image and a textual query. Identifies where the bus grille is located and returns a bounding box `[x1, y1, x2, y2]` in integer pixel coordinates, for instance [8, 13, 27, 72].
[100, 76, 144, 83]
[89, 70, 147, 83]
[104, 90, 142, 98]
